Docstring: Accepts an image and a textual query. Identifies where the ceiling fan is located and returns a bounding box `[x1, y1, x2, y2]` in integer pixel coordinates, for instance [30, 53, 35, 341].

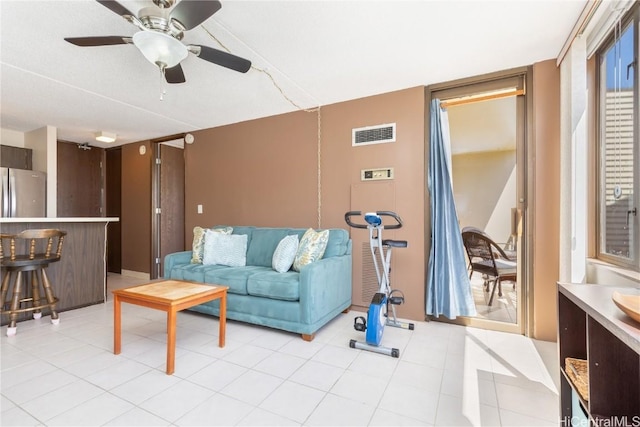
[64, 0, 252, 84]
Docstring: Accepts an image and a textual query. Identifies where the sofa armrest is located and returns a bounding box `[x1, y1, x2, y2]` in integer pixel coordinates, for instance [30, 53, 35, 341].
[299, 254, 352, 324]
[164, 251, 192, 278]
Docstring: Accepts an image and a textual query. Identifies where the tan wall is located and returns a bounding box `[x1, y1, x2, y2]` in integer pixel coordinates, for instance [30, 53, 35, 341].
[321, 87, 426, 319]
[121, 141, 152, 274]
[1, 128, 25, 147]
[119, 71, 562, 335]
[452, 150, 516, 243]
[185, 109, 318, 230]
[532, 60, 561, 341]
[184, 86, 426, 320]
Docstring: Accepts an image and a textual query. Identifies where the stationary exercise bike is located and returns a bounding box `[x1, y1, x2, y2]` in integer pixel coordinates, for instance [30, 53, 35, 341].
[344, 211, 414, 358]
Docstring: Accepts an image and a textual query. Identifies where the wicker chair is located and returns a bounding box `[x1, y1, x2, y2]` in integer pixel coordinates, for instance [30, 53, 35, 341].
[461, 228, 516, 306]
[0, 229, 66, 336]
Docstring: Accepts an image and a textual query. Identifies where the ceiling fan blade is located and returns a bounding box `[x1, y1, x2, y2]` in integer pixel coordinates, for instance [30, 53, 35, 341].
[192, 45, 251, 73]
[96, 0, 135, 18]
[165, 64, 186, 84]
[170, 0, 221, 31]
[64, 36, 132, 47]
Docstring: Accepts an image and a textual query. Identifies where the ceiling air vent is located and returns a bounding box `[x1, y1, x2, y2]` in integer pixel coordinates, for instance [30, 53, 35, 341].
[352, 123, 396, 147]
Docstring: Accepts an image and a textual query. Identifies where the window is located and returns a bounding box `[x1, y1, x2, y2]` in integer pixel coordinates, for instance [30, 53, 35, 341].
[597, 4, 639, 269]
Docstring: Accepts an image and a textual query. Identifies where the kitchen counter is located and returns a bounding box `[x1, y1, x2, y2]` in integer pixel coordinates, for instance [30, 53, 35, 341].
[0, 218, 119, 325]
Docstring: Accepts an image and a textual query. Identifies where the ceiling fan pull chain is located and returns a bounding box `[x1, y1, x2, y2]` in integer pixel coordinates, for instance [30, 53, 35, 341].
[159, 66, 167, 101]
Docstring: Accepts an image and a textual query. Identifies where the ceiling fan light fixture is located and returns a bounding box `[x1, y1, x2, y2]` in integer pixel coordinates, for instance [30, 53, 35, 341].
[132, 31, 188, 69]
[95, 131, 117, 143]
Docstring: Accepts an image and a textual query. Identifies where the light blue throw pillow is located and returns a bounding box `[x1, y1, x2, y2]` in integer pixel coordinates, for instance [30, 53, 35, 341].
[272, 235, 299, 273]
[190, 226, 233, 264]
[203, 231, 247, 267]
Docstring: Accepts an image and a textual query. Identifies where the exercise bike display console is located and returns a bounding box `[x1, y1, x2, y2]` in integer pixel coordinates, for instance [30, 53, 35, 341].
[344, 211, 414, 358]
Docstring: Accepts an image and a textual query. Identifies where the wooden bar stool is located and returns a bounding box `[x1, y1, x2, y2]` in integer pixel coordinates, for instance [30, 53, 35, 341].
[0, 229, 66, 336]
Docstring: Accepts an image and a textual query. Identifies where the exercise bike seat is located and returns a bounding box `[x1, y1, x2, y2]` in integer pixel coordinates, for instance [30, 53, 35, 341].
[382, 239, 407, 248]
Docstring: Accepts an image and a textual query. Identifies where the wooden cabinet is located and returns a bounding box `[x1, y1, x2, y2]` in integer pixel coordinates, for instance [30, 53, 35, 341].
[0, 145, 32, 169]
[558, 283, 640, 426]
[56, 141, 104, 217]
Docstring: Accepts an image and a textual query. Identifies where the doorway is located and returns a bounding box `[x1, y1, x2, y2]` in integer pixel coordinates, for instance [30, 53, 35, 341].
[151, 139, 185, 279]
[427, 69, 530, 334]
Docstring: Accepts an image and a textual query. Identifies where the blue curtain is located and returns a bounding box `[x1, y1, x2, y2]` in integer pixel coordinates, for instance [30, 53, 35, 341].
[426, 99, 477, 319]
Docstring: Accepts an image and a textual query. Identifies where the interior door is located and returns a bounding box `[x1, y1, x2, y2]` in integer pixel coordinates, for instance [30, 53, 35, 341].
[151, 142, 185, 279]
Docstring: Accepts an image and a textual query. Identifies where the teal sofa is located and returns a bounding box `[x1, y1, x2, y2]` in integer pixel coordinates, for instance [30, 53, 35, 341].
[164, 226, 352, 340]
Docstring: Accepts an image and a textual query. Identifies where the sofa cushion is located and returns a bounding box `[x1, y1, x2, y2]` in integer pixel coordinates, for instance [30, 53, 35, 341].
[293, 228, 329, 272]
[323, 229, 350, 258]
[169, 263, 228, 282]
[245, 228, 289, 267]
[272, 234, 299, 273]
[286, 228, 349, 258]
[231, 226, 255, 246]
[204, 265, 266, 295]
[203, 232, 248, 267]
[191, 226, 233, 264]
[247, 271, 300, 301]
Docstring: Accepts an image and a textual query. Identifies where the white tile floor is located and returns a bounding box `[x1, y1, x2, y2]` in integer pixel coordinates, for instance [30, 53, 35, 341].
[1, 274, 560, 426]
[471, 274, 518, 325]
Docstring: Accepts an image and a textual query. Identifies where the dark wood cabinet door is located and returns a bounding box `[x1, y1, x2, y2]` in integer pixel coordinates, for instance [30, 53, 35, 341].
[1, 145, 33, 170]
[57, 141, 103, 217]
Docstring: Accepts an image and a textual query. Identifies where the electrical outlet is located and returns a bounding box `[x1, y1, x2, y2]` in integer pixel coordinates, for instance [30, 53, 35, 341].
[197, 204, 203, 214]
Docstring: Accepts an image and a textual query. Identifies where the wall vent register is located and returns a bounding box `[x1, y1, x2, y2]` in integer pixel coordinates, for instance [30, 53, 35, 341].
[352, 123, 396, 146]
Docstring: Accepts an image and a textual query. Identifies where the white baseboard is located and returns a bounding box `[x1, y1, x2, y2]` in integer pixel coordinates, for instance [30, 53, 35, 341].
[121, 270, 151, 280]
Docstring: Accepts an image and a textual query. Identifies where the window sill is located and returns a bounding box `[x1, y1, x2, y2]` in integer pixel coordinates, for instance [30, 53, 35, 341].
[586, 258, 640, 287]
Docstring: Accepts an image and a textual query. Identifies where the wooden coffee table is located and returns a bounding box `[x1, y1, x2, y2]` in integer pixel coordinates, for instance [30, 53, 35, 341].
[112, 279, 228, 375]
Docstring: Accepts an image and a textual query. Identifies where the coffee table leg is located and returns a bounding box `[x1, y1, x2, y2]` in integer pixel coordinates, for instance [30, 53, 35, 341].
[219, 291, 226, 348]
[114, 295, 121, 355]
[166, 309, 176, 375]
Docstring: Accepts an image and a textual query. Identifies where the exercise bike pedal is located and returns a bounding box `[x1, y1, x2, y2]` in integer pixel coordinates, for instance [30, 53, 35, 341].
[388, 289, 405, 305]
[389, 296, 404, 305]
[353, 316, 367, 332]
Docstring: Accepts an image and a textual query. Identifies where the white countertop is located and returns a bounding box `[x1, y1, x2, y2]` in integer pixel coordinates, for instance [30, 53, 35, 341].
[0, 217, 119, 223]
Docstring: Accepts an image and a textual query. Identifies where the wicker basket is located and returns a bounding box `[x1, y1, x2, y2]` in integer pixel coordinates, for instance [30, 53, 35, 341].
[565, 357, 589, 402]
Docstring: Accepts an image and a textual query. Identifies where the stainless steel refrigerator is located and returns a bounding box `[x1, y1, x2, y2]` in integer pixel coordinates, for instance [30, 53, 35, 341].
[1, 167, 46, 217]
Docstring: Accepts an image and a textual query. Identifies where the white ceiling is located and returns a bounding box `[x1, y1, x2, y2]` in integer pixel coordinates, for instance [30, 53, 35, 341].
[0, 0, 586, 148]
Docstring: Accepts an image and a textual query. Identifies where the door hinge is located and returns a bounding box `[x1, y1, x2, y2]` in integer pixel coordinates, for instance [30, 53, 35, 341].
[155, 258, 161, 264]
[155, 207, 161, 214]
[155, 158, 162, 165]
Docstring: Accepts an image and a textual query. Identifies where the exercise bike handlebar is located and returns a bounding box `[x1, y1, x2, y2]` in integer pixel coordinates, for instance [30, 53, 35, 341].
[344, 211, 403, 229]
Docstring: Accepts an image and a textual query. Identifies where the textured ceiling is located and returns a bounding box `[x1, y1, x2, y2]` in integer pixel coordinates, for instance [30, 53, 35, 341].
[0, 0, 586, 148]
